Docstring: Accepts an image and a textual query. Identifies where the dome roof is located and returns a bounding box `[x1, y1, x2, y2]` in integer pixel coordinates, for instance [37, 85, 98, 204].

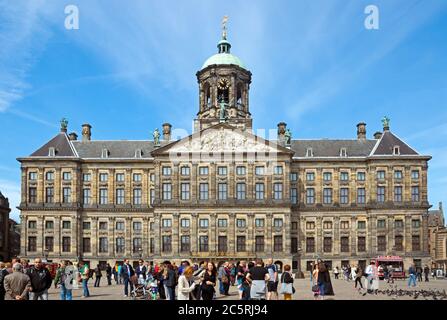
[201, 53, 245, 70]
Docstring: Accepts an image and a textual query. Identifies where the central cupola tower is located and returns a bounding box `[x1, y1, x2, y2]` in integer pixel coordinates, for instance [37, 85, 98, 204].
[194, 16, 252, 132]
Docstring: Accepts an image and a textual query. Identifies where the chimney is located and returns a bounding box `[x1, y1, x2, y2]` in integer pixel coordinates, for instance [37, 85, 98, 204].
[82, 124, 92, 142]
[68, 132, 78, 141]
[162, 123, 172, 141]
[357, 122, 367, 140]
[374, 131, 383, 140]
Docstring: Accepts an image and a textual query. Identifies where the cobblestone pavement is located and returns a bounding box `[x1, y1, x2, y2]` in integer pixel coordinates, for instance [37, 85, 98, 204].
[46, 276, 447, 301]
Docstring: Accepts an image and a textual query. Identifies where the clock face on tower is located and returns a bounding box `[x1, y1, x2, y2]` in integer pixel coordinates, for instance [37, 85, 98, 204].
[217, 78, 230, 90]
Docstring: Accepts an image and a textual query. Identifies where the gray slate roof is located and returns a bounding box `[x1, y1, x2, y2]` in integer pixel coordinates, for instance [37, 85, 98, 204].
[290, 139, 377, 158]
[30, 133, 76, 157]
[72, 141, 164, 158]
[372, 131, 418, 156]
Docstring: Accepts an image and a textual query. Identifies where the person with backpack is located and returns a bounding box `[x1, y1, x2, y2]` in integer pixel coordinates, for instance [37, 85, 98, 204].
[94, 264, 102, 287]
[26, 258, 53, 300]
[54, 260, 73, 300]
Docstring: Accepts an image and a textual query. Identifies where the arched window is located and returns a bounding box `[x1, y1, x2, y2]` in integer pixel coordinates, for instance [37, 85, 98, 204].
[204, 84, 211, 109]
[236, 84, 243, 109]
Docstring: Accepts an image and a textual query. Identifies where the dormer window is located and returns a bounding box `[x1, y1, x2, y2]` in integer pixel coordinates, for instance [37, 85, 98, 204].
[48, 147, 56, 157]
[101, 148, 109, 158]
[393, 146, 400, 155]
[135, 149, 142, 158]
[340, 148, 347, 157]
[306, 148, 313, 157]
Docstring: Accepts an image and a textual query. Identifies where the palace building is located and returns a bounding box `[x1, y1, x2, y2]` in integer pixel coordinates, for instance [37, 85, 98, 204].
[17, 23, 432, 272]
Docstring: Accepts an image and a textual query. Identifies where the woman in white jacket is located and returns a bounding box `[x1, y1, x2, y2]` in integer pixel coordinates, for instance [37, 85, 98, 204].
[177, 266, 196, 300]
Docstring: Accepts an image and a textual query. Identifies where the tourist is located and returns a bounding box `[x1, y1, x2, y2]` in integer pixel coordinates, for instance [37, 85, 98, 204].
[220, 262, 231, 296]
[3, 263, 31, 300]
[333, 266, 339, 279]
[177, 266, 196, 300]
[315, 260, 335, 300]
[106, 263, 112, 285]
[387, 265, 395, 284]
[217, 262, 226, 295]
[365, 261, 379, 294]
[26, 258, 52, 300]
[417, 266, 423, 282]
[312, 262, 320, 300]
[0, 262, 9, 300]
[201, 262, 217, 300]
[236, 261, 247, 299]
[191, 263, 206, 300]
[54, 260, 72, 300]
[136, 259, 147, 280]
[80, 262, 90, 298]
[117, 263, 123, 284]
[354, 265, 364, 290]
[20, 258, 30, 274]
[266, 259, 278, 300]
[121, 259, 135, 297]
[5, 262, 12, 274]
[279, 264, 294, 300]
[94, 264, 102, 287]
[424, 265, 430, 282]
[408, 264, 417, 287]
[350, 264, 357, 283]
[247, 258, 270, 300]
[229, 263, 236, 286]
[166, 263, 177, 300]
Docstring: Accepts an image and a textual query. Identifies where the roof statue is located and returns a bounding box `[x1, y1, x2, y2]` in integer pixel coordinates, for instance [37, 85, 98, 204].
[382, 116, 390, 130]
[222, 15, 229, 40]
[153, 128, 160, 147]
[60, 118, 68, 132]
[285, 129, 292, 145]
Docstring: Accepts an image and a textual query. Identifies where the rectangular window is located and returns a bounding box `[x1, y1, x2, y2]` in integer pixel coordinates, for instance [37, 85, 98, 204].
[357, 221, 366, 230]
[291, 188, 298, 204]
[116, 221, 125, 230]
[62, 187, 71, 203]
[162, 183, 172, 200]
[255, 166, 265, 176]
[62, 221, 71, 229]
[199, 183, 209, 200]
[306, 237, 315, 253]
[133, 238, 142, 253]
[377, 236, 386, 251]
[82, 188, 91, 205]
[133, 221, 142, 231]
[82, 173, 91, 182]
[306, 172, 315, 181]
[116, 188, 125, 205]
[306, 221, 315, 230]
[46, 187, 54, 203]
[357, 188, 366, 204]
[273, 218, 283, 228]
[28, 237, 37, 252]
[236, 166, 246, 175]
[62, 172, 72, 181]
[199, 236, 208, 252]
[28, 187, 37, 203]
[411, 186, 420, 202]
[377, 170, 386, 180]
[412, 219, 421, 228]
[323, 172, 332, 181]
[340, 221, 350, 229]
[29, 172, 37, 180]
[116, 237, 125, 253]
[199, 219, 209, 228]
[274, 236, 283, 252]
[412, 235, 421, 251]
[255, 183, 265, 200]
[291, 237, 298, 253]
[162, 236, 172, 252]
[99, 237, 108, 253]
[133, 173, 142, 182]
[273, 183, 283, 200]
[357, 172, 366, 181]
[377, 186, 386, 203]
[45, 171, 54, 181]
[340, 188, 349, 204]
[358, 237, 366, 252]
[340, 172, 349, 181]
[218, 219, 228, 228]
[133, 188, 142, 205]
[237, 236, 246, 252]
[150, 189, 155, 205]
[236, 219, 246, 228]
[323, 237, 332, 253]
[323, 221, 332, 229]
[395, 219, 404, 229]
[180, 166, 190, 176]
[274, 166, 283, 175]
[255, 218, 264, 228]
[377, 219, 386, 229]
[45, 220, 54, 229]
[340, 237, 349, 252]
[199, 167, 209, 175]
[150, 173, 155, 182]
[218, 236, 228, 252]
[394, 170, 403, 179]
[306, 188, 315, 204]
[162, 167, 172, 176]
[323, 188, 333, 204]
[99, 173, 108, 182]
[236, 183, 246, 200]
[218, 183, 228, 200]
[180, 236, 190, 252]
[62, 237, 71, 252]
[115, 173, 124, 182]
[217, 166, 227, 175]
[45, 237, 54, 252]
[394, 186, 403, 203]
[395, 235, 403, 251]
[99, 188, 108, 205]
[82, 238, 91, 253]
[162, 219, 172, 228]
[99, 222, 107, 230]
[180, 219, 190, 228]
[255, 236, 264, 252]
[411, 170, 420, 180]
[290, 172, 298, 182]
[180, 183, 190, 200]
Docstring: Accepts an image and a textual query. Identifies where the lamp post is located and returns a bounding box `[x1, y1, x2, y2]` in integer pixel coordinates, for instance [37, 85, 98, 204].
[43, 249, 49, 263]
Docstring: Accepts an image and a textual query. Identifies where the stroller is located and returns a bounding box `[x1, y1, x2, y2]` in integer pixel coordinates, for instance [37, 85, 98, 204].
[131, 275, 150, 300]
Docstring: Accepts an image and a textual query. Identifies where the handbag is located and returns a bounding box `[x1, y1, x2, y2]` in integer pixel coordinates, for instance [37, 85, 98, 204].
[279, 282, 294, 295]
[311, 284, 320, 293]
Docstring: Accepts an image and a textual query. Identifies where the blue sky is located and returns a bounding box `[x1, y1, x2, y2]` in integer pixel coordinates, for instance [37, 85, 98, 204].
[0, 0, 446, 222]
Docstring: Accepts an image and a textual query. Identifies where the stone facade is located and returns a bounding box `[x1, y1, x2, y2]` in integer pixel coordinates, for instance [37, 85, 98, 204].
[428, 203, 446, 271]
[17, 29, 432, 272]
[0, 192, 12, 261]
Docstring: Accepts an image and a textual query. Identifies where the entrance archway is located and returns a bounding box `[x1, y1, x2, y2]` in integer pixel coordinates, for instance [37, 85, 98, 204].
[274, 260, 283, 273]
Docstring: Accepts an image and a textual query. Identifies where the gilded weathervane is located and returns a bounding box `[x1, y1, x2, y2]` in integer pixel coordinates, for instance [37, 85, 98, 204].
[222, 15, 229, 39]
